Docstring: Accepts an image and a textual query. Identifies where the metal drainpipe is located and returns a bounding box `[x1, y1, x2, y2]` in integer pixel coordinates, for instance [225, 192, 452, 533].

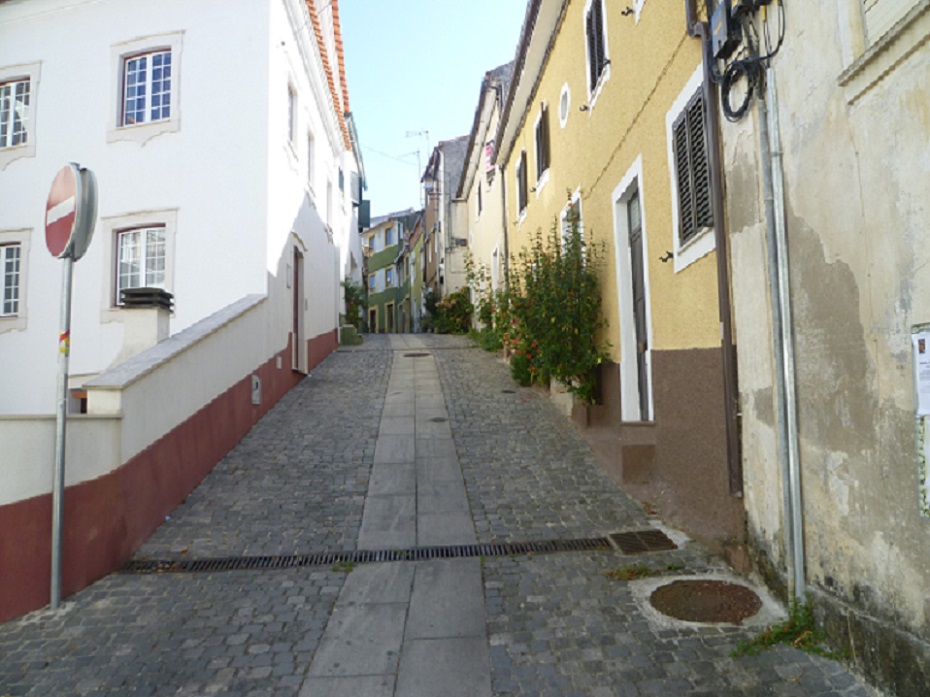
[766, 66, 806, 599]
[687, 0, 743, 496]
[757, 79, 798, 599]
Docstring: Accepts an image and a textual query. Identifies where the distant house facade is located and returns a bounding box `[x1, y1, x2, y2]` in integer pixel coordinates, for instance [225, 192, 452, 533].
[362, 209, 414, 333]
[457, 61, 514, 315]
[422, 136, 470, 300]
[0, 0, 361, 621]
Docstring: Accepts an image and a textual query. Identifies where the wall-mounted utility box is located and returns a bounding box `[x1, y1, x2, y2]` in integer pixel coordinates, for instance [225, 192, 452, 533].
[712, 0, 741, 59]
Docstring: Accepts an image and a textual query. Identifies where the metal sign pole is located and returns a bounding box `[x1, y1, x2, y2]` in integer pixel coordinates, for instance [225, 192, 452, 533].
[45, 162, 97, 610]
[50, 253, 74, 609]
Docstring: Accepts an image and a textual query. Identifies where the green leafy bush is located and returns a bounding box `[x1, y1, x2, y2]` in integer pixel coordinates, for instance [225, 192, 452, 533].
[497, 197, 609, 403]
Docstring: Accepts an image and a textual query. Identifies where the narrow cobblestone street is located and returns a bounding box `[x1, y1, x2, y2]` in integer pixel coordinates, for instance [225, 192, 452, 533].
[0, 336, 880, 696]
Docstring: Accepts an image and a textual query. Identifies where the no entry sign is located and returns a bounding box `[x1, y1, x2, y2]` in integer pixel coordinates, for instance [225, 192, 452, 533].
[45, 164, 97, 260]
[45, 162, 97, 609]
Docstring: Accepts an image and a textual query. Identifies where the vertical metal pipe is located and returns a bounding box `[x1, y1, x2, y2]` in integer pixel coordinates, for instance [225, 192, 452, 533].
[757, 83, 797, 598]
[51, 254, 74, 609]
[766, 67, 805, 598]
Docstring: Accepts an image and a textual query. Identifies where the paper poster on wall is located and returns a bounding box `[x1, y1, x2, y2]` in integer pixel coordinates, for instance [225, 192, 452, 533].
[913, 331, 930, 415]
[913, 326, 930, 518]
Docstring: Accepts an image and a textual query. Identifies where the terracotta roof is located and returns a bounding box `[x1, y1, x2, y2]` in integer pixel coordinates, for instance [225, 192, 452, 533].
[306, 0, 351, 150]
[331, 0, 350, 114]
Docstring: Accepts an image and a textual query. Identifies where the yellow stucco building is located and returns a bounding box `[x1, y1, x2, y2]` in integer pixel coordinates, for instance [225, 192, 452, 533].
[489, 0, 743, 555]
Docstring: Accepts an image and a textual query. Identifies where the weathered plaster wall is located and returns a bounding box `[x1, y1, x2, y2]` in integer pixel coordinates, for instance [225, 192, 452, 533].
[724, 1, 930, 680]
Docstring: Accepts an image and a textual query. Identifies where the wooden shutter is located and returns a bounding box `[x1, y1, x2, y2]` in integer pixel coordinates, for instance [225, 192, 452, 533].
[586, 1, 606, 92]
[535, 104, 550, 179]
[673, 91, 713, 244]
[518, 151, 528, 213]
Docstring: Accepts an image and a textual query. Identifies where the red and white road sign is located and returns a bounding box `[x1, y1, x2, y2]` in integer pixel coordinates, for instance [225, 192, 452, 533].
[45, 165, 78, 258]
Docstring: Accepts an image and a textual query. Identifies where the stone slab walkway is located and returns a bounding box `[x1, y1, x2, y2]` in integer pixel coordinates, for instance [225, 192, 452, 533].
[0, 335, 882, 697]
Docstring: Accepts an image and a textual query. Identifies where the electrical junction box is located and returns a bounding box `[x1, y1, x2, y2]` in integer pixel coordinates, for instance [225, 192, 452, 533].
[712, 0, 741, 59]
[731, 0, 773, 16]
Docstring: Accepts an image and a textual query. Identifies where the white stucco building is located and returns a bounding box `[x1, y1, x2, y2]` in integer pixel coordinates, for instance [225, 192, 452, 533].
[0, 0, 363, 621]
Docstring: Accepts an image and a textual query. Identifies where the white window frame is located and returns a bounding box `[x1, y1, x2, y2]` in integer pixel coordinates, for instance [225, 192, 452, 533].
[287, 83, 297, 147]
[666, 64, 714, 273]
[326, 179, 333, 229]
[307, 130, 316, 192]
[100, 210, 177, 321]
[560, 188, 584, 249]
[0, 63, 39, 170]
[0, 78, 30, 148]
[108, 33, 182, 145]
[0, 244, 21, 316]
[612, 155, 655, 421]
[0, 228, 29, 334]
[121, 49, 172, 127]
[115, 226, 168, 305]
[583, 0, 611, 107]
[534, 102, 551, 195]
[516, 149, 528, 222]
[839, 1, 930, 103]
[476, 180, 483, 220]
[558, 83, 571, 129]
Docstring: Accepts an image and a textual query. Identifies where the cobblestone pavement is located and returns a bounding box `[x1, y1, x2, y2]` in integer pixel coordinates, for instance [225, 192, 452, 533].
[137, 339, 391, 559]
[0, 335, 881, 696]
[434, 344, 646, 542]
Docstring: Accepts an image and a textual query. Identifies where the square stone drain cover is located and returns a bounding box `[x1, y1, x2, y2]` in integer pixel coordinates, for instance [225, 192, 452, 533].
[609, 529, 677, 554]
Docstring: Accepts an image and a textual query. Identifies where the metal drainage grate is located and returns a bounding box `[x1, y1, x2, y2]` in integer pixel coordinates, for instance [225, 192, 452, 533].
[609, 529, 677, 555]
[403, 352, 431, 358]
[501, 389, 516, 394]
[429, 417, 448, 423]
[121, 537, 611, 575]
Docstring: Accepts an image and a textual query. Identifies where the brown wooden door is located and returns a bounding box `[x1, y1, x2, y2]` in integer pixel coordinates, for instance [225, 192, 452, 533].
[627, 189, 649, 420]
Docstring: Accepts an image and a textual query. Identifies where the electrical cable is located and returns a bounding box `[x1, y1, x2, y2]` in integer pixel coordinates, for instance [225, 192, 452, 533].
[717, 1, 786, 121]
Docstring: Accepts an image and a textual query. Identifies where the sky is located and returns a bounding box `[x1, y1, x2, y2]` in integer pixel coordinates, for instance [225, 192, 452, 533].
[339, 1, 529, 218]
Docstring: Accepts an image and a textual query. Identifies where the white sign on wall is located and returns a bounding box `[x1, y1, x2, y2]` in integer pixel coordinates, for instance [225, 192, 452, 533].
[912, 325, 930, 518]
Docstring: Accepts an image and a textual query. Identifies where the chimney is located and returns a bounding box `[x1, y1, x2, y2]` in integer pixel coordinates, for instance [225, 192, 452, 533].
[112, 287, 173, 365]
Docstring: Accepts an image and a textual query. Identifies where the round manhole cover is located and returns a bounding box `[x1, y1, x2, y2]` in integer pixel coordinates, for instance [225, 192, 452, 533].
[404, 352, 431, 358]
[650, 580, 762, 625]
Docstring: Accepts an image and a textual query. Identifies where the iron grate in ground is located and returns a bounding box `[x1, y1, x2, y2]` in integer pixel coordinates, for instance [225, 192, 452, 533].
[608, 529, 677, 554]
[121, 537, 613, 574]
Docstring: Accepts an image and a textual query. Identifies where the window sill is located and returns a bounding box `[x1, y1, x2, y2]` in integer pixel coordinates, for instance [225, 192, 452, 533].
[0, 314, 26, 335]
[673, 226, 715, 273]
[839, 1, 930, 105]
[586, 65, 611, 113]
[535, 170, 550, 198]
[0, 141, 35, 171]
[108, 118, 179, 145]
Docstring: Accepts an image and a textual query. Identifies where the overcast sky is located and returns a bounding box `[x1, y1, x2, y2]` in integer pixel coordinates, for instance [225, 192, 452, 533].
[339, 1, 528, 218]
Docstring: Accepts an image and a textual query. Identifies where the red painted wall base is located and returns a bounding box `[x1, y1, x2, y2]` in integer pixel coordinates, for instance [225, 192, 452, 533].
[0, 331, 335, 623]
